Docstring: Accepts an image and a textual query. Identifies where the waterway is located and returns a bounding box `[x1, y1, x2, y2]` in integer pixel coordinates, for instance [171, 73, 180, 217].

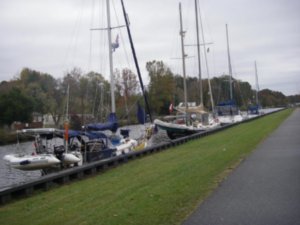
[0, 124, 170, 191]
[0, 108, 283, 191]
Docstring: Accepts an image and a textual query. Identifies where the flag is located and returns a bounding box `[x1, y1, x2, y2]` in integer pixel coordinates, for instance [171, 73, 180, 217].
[169, 103, 174, 114]
[112, 35, 119, 52]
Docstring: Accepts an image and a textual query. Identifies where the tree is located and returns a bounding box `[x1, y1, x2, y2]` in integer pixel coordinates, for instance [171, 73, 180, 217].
[259, 89, 288, 107]
[115, 68, 139, 120]
[0, 88, 34, 125]
[85, 71, 109, 122]
[146, 60, 175, 115]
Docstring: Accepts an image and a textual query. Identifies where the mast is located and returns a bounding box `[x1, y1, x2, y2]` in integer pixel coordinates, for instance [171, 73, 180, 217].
[64, 84, 70, 153]
[120, 0, 153, 123]
[194, 0, 203, 107]
[254, 61, 259, 105]
[198, 2, 214, 110]
[226, 24, 233, 100]
[106, 0, 116, 114]
[179, 2, 188, 124]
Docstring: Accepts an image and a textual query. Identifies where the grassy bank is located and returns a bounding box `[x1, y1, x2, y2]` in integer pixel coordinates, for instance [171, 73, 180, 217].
[0, 109, 293, 225]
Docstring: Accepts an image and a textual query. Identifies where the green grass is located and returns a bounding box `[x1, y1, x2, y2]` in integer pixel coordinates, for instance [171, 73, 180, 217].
[0, 109, 293, 225]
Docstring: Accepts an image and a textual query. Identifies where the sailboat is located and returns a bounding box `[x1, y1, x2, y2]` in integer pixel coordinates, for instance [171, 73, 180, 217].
[247, 61, 261, 117]
[216, 24, 244, 125]
[154, 1, 220, 139]
[83, 0, 152, 155]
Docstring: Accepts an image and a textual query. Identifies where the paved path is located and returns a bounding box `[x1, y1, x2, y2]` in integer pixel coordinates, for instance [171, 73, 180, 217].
[183, 108, 300, 225]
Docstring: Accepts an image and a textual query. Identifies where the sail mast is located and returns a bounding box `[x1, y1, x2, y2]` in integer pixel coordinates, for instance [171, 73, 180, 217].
[179, 2, 188, 124]
[64, 84, 70, 153]
[226, 24, 233, 100]
[120, 0, 153, 123]
[198, 1, 214, 110]
[254, 60, 259, 105]
[194, 0, 203, 107]
[106, 0, 116, 114]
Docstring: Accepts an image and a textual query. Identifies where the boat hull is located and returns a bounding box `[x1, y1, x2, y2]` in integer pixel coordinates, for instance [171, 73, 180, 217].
[3, 154, 60, 171]
[154, 119, 205, 139]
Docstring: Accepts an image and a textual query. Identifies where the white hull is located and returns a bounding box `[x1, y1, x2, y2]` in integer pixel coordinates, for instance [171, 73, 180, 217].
[3, 154, 60, 171]
[115, 138, 138, 156]
[218, 114, 244, 125]
[62, 152, 81, 165]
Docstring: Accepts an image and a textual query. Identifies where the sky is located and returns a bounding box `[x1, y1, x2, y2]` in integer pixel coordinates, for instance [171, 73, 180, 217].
[0, 0, 299, 96]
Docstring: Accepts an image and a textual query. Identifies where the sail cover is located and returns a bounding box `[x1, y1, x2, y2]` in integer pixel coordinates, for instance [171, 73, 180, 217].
[137, 102, 146, 124]
[85, 113, 118, 132]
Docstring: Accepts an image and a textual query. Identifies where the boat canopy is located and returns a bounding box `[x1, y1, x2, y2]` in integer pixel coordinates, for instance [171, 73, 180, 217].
[18, 128, 56, 135]
[17, 128, 56, 139]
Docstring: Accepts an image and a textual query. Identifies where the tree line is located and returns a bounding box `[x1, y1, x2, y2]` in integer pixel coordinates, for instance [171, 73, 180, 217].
[0, 61, 299, 128]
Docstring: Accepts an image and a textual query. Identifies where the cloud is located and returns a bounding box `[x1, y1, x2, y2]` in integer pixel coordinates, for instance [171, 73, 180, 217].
[0, 0, 299, 95]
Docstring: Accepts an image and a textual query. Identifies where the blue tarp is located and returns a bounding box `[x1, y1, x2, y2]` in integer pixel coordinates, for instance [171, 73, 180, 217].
[217, 100, 236, 106]
[137, 102, 146, 124]
[85, 113, 118, 132]
[82, 131, 108, 140]
[248, 105, 260, 114]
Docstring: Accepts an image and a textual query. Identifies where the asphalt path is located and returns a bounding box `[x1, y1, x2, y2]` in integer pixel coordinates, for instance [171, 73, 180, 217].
[182, 108, 300, 225]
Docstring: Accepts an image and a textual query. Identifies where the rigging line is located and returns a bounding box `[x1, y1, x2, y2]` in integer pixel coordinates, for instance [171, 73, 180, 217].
[198, 0, 215, 110]
[71, 0, 87, 68]
[88, 0, 96, 71]
[118, 96, 144, 122]
[100, 0, 107, 76]
[62, 0, 85, 70]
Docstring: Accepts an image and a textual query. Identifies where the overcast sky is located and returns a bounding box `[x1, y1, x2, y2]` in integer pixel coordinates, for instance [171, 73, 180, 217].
[0, 0, 299, 95]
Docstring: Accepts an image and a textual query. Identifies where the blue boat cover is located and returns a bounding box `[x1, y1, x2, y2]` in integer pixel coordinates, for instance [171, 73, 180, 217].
[85, 113, 118, 132]
[217, 100, 236, 106]
[248, 105, 260, 114]
[82, 131, 108, 140]
[137, 102, 146, 124]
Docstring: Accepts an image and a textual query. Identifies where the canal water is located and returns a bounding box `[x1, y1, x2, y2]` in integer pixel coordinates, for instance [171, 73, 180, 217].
[0, 124, 170, 191]
[0, 108, 283, 191]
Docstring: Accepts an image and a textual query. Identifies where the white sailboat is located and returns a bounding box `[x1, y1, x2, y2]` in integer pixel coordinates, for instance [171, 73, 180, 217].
[216, 24, 244, 125]
[247, 60, 261, 118]
[154, 1, 220, 139]
[84, 0, 138, 155]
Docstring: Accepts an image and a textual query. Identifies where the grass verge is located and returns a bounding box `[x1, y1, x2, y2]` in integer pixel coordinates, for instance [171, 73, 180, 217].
[0, 109, 293, 225]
